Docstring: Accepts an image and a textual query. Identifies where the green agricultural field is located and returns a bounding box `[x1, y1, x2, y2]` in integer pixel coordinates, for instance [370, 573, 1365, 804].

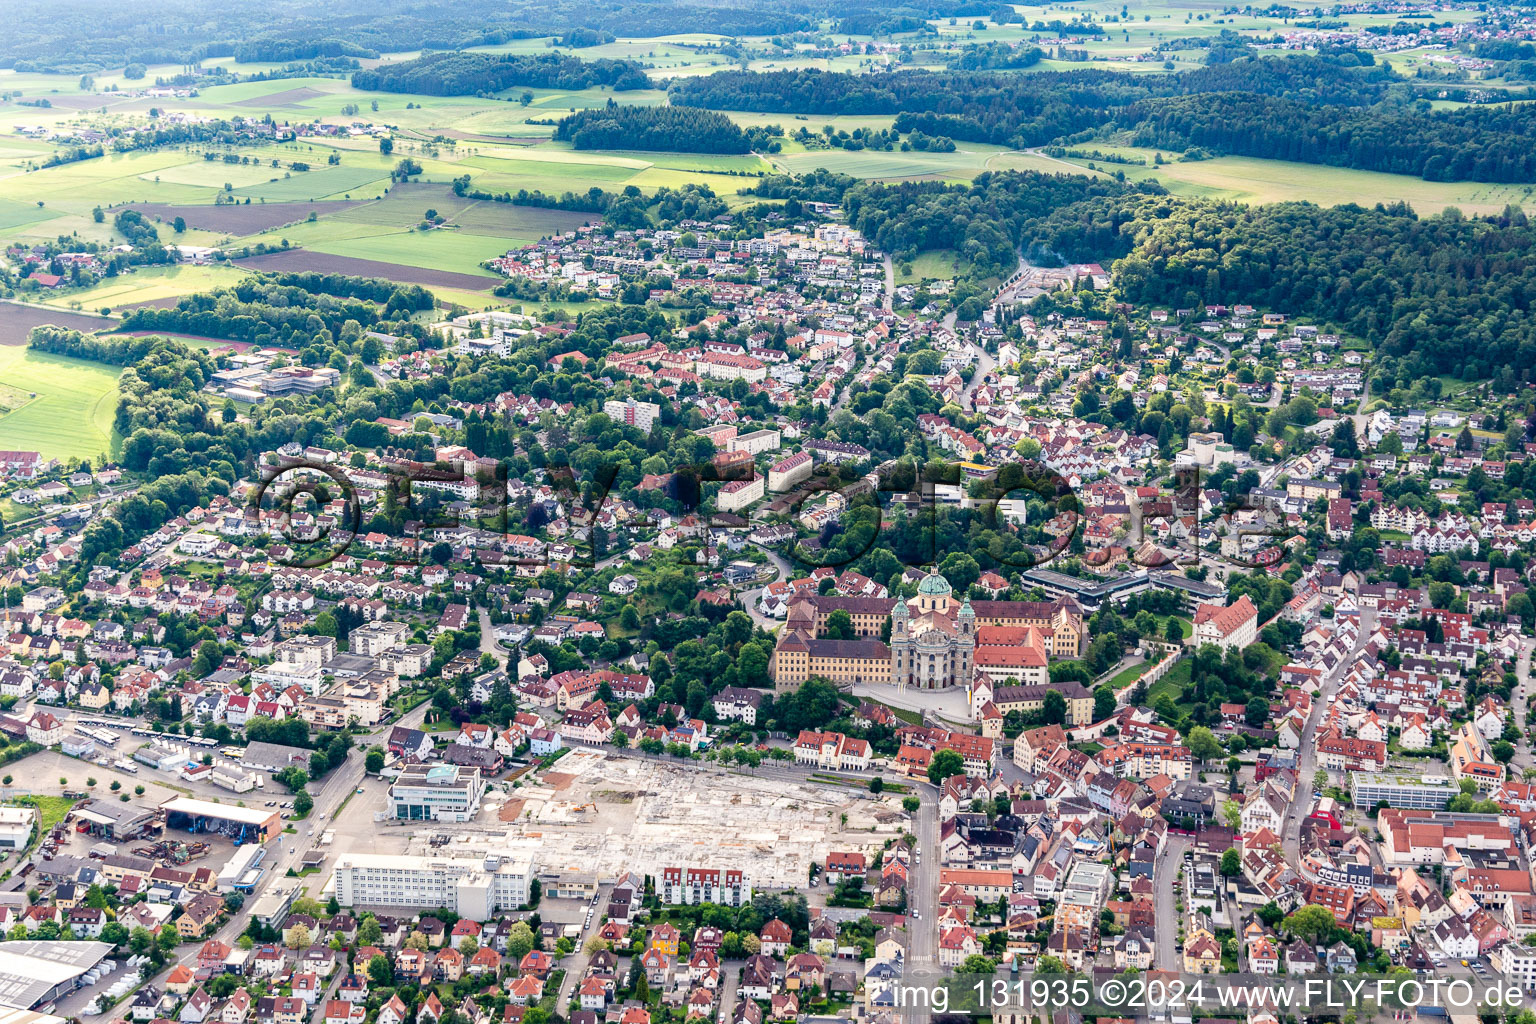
[308, 229, 507, 278]
[233, 165, 392, 202]
[771, 147, 993, 181]
[43, 264, 252, 311]
[0, 198, 59, 232]
[1050, 146, 1536, 214]
[149, 159, 285, 189]
[0, 344, 121, 461]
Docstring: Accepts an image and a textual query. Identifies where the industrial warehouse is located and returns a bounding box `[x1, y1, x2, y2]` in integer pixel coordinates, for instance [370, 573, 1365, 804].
[0, 941, 115, 1012]
[158, 798, 280, 844]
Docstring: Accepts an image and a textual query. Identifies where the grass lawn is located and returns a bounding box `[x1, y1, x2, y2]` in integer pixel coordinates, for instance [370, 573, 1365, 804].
[863, 697, 922, 726]
[0, 344, 122, 461]
[1146, 659, 1192, 706]
[896, 249, 970, 284]
[1103, 659, 1152, 692]
[11, 794, 76, 854]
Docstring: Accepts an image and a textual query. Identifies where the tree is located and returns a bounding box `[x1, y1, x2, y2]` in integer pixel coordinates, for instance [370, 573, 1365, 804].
[358, 916, 382, 946]
[506, 921, 536, 960]
[368, 954, 394, 988]
[1093, 685, 1116, 721]
[868, 777, 884, 794]
[1164, 617, 1184, 644]
[1041, 690, 1067, 725]
[1282, 904, 1336, 944]
[927, 749, 965, 785]
[379, 137, 394, 155]
[100, 921, 129, 948]
[365, 748, 385, 773]
[958, 954, 996, 974]
[1313, 769, 1329, 793]
[1220, 847, 1241, 876]
[1186, 726, 1222, 762]
[293, 790, 313, 817]
[1220, 799, 1242, 830]
[902, 796, 921, 814]
[1245, 696, 1270, 728]
[824, 609, 854, 640]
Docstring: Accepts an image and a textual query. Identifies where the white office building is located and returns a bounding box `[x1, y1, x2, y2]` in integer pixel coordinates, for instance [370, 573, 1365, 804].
[333, 852, 535, 920]
[388, 764, 486, 822]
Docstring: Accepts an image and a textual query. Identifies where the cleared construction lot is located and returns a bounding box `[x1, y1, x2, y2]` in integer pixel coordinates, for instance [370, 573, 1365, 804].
[371, 751, 911, 890]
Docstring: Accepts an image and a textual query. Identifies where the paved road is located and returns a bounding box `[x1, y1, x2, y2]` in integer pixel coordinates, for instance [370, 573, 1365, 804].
[905, 783, 938, 1024]
[1152, 834, 1189, 970]
[1511, 637, 1535, 775]
[478, 605, 508, 666]
[882, 255, 895, 313]
[1281, 609, 1374, 863]
[737, 544, 793, 630]
[552, 885, 609, 1012]
[88, 701, 436, 1022]
[960, 344, 997, 413]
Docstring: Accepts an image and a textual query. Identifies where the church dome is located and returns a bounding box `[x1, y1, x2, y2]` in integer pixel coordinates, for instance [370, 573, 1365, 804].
[916, 572, 952, 597]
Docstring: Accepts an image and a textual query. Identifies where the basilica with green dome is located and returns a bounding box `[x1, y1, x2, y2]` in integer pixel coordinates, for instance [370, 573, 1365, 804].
[891, 572, 977, 690]
[770, 569, 1087, 695]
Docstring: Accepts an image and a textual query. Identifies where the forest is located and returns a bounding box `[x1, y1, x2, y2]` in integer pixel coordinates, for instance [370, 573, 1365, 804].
[841, 170, 1159, 279]
[117, 276, 434, 359]
[668, 55, 1536, 182]
[1131, 93, 1536, 182]
[1097, 198, 1536, 381]
[553, 104, 750, 154]
[3, 0, 993, 72]
[351, 52, 650, 96]
[829, 166, 1536, 382]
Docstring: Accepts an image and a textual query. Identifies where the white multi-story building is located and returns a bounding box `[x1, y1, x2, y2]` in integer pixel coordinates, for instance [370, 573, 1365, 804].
[350, 621, 410, 658]
[388, 764, 487, 822]
[333, 852, 534, 921]
[1494, 942, 1536, 990]
[716, 475, 764, 513]
[603, 398, 661, 433]
[727, 429, 781, 456]
[660, 866, 751, 907]
[1192, 595, 1258, 652]
[767, 452, 813, 492]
